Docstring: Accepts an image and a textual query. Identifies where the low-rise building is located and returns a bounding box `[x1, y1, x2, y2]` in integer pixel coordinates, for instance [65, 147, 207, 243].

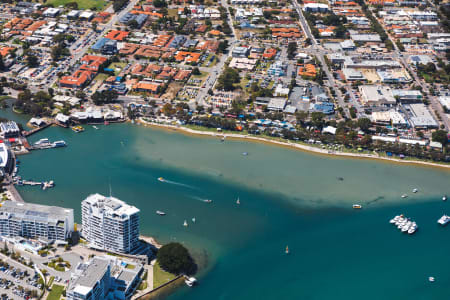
[406, 103, 438, 129]
[359, 85, 396, 107]
[0, 121, 20, 138]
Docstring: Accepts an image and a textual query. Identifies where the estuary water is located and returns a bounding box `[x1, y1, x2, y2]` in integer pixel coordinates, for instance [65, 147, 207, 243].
[2, 108, 450, 300]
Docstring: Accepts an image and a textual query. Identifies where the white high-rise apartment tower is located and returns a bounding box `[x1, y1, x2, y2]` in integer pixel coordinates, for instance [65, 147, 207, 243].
[81, 194, 140, 254]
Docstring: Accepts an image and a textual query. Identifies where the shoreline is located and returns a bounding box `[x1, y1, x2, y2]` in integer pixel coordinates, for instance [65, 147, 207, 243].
[137, 119, 450, 171]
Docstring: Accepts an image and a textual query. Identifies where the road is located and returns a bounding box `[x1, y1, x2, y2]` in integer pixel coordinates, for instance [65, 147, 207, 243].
[191, 0, 237, 109]
[292, 0, 348, 117]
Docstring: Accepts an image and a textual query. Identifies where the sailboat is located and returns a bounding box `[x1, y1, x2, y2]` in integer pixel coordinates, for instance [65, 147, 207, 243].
[183, 220, 188, 227]
[236, 197, 240, 205]
[285, 246, 289, 255]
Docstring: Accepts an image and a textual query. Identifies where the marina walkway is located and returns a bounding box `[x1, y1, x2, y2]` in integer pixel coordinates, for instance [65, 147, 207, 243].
[5, 183, 24, 203]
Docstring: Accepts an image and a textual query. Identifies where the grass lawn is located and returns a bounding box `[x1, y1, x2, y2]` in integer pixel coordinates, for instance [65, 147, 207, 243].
[153, 262, 176, 289]
[108, 62, 127, 76]
[45, 0, 107, 10]
[94, 73, 109, 82]
[46, 284, 65, 300]
[202, 54, 217, 67]
[168, 8, 178, 17]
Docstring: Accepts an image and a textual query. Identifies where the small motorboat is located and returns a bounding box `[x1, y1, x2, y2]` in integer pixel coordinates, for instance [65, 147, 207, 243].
[401, 194, 408, 198]
[443, 196, 447, 201]
[158, 177, 165, 182]
[203, 199, 212, 203]
[429, 276, 435, 282]
[353, 204, 362, 209]
[185, 277, 197, 287]
[156, 211, 166, 216]
[413, 188, 418, 193]
[437, 215, 450, 226]
[236, 197, 240, 205]
[183, 220, 188, 227]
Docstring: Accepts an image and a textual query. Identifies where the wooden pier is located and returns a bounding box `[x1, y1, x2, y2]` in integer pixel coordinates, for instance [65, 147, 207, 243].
[22, 122, 52, 137]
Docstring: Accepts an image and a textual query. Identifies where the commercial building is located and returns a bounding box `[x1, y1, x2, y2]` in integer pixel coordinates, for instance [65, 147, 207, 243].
[406, 104, 438, 129]
[81, 194, 140, 254]
[0, 201, 74, 243]
[42, 7, 60, 18]
[303, 3, 329, 12]
[359, 85, 396, 107]
[0, 121, 20, 138]
[232, 46, 250, 58]
[392, 89, 422, 103]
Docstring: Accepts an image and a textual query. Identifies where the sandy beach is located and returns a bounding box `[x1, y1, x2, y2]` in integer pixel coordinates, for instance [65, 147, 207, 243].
[137, 118, 450, 171]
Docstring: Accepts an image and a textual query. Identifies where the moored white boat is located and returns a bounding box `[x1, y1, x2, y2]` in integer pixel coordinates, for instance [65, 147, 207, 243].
[185, 277, 197, 287]
[52, 140, 67, 148]
[437, 215, 450, 226]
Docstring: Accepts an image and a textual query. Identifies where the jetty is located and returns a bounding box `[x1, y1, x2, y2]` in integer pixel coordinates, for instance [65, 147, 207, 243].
[15, 179, 55, 190]
[22, 122, 52, 137]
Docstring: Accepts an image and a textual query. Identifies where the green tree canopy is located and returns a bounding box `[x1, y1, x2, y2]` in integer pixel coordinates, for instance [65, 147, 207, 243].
[432, 130, 448, 146]
[157, 243, 196, 275]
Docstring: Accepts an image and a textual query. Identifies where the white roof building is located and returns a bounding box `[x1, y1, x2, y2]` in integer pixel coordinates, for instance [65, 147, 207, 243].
[359, 85, 396, 106]
[371, 111, 407, 126]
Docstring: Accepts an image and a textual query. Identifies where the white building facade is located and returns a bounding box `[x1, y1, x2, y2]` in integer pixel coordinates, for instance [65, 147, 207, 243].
[81, 194, 140, 254]
[0, 201, 74, 242]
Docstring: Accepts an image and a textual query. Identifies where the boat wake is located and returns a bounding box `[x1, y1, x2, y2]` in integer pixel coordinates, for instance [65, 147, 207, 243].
[160, 179, 197, 190]
[190, 195, 213, 203]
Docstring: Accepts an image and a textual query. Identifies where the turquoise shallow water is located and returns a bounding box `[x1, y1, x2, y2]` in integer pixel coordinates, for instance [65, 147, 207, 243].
[1, 107, 450, 300]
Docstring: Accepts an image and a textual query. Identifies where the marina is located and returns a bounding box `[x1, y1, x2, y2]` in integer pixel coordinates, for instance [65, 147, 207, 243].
[390, 215, 418, 235]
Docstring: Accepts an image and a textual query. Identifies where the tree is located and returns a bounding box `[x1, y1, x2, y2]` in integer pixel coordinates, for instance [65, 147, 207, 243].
[287, 42, 297, 59]
[216, 67, 240, 91]
[357, 117, 371, 133]
[218, 40, 229, 53]
[333, 24, 347, 38]
[26, 55, 39, 68]
[432, 130, 448, 146]
[113, 0, 128, 12]
[127, 19, 139, 29]
[157, 243, 196, 275]
[153, 0, 167, 7]
[0, 56, 5, 71]
[311, 112, 325, 128]
[91, 90, 118, 105]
